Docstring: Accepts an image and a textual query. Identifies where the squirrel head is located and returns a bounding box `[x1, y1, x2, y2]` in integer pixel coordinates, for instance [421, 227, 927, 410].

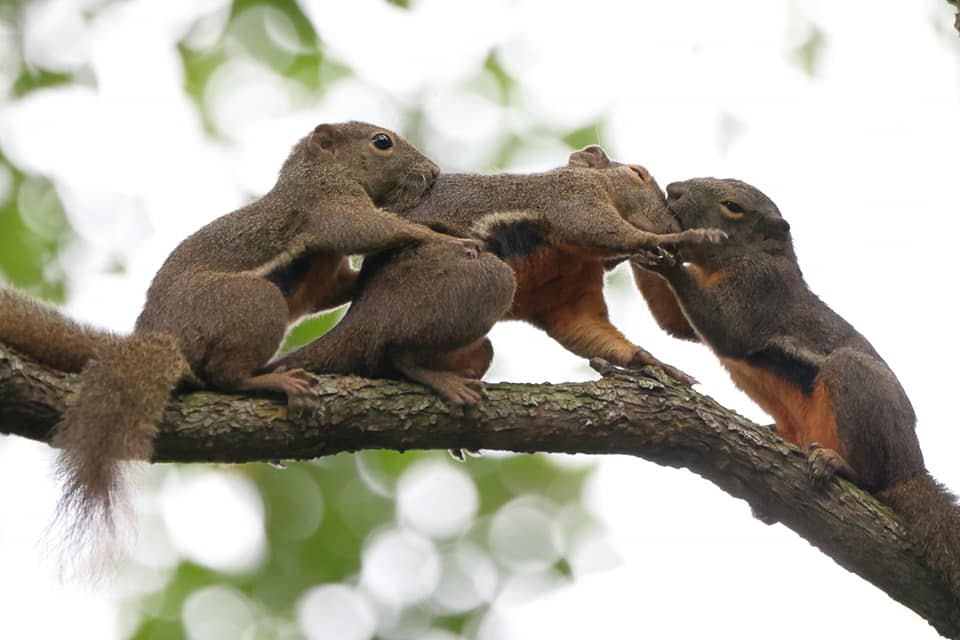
[302, 121, 440, 209]
[567, 145, 676, 234]
[666, 177, 794, 258]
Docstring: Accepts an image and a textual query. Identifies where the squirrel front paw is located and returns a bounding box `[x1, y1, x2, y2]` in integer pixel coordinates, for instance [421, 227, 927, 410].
[453, 237, 484, 259]
[805, 443, 846, 489]
[631, 247, 677, 269]
[674, 228, 728, 247]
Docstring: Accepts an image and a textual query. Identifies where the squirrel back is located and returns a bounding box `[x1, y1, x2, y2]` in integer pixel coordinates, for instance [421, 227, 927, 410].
[382, 146, 717, 385]
[642, 177, 960, 601]
[396, 146, 678, 247]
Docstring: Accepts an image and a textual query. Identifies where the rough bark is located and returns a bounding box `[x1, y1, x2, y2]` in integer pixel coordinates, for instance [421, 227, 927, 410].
[1, 345, 958, 638]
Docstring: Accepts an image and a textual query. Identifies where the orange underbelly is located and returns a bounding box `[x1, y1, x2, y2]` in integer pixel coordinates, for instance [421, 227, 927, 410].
[507, 245, 602, 320]
[285, 254, 344, 321]
[719, 357, 843, 455]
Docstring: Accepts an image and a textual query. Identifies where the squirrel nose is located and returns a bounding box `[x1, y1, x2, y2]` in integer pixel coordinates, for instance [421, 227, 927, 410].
[428, 162, 441, 180]
[665, 182, 686, 201]
[630, 165, 652, 183]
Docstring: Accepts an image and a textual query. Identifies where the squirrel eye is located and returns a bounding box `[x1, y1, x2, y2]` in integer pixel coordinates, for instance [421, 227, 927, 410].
[371, 133, 393, 150]
[722, 201, 744, 213]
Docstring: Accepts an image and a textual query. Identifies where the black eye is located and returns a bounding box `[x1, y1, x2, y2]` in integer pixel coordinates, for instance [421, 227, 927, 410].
[371, 133, 393, 150]
[722, 201, 743, 213]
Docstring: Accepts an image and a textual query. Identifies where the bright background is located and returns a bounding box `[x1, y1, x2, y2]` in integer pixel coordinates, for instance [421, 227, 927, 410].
[0, 0, 958, 638]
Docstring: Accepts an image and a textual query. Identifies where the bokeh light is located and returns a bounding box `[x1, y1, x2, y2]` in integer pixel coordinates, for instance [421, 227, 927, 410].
[161, 468, 266, 574]
[396, 459, 479, 540]
[297, 583, 377, 640]
[361, 526, 441, 607]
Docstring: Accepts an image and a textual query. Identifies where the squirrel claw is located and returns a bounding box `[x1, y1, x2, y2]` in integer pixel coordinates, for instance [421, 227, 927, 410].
[632, 248, 676, 269]
[455, 237, 483, 259]
[805, 443, 842, 489]
[436, 376, 485, 406]
[277, 368, 317, 411]
[627, 350, 697, 386]
[588, 357, 619, 376]
[671, 228, 727, 248]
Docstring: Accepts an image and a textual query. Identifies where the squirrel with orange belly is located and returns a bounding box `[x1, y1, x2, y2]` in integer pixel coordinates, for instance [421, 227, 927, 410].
[387, 145, 725, 385]
[633, 177, 960, 597]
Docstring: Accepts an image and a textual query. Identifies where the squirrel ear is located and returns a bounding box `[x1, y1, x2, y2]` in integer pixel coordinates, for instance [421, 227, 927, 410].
[568, 145, 611, 169]
[757, 215, 791, 240]
[307, 124, 344, 158]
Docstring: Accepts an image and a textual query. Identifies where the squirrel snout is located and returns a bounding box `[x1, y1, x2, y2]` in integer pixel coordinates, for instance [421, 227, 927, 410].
[629, 165, 653, 184]
[665, 182, 687, 202]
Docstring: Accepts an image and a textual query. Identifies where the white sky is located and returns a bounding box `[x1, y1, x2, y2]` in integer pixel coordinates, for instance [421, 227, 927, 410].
[0, 0, 959, 638]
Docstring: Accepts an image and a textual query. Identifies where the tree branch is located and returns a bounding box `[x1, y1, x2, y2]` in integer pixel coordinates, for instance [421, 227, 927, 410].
[1, 345, 958, 638]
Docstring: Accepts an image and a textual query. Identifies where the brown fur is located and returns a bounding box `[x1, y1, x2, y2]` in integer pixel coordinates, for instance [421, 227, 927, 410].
[719, 358, 843, 455]
[284, 255, 359, 321]
[0, 288, 121, 372]
[271, 240, 516, 406]
[2, 121, 456, 569]
[640, 176, 960, 598]
[388, 146, 725, 384]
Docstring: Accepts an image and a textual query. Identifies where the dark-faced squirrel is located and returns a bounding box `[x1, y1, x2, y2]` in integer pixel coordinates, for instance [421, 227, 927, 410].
[635, 176, 960, 598]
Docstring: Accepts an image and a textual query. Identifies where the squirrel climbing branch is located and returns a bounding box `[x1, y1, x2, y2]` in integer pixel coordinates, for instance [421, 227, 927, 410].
[0, 344, 958, 638]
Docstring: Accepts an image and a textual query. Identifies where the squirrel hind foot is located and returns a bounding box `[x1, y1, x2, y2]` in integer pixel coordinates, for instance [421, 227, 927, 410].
[434, 375, 486, 407]
[236, 369, 316, 409]
[394, 354, 487, 406]
[627, 348, 698, 386]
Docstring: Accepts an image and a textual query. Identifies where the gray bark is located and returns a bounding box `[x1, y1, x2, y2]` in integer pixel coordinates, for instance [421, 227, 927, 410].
[0, 345, 958, 638]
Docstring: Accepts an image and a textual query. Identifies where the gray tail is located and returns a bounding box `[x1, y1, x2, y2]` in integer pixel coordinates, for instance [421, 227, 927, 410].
[880, 473, 960, 597]
[0, 287, 120, 372]
[49, 332, 189, 576]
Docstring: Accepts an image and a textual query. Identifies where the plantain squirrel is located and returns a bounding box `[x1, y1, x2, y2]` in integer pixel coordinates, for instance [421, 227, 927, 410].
[635, 176, 960, 599]
[0, 121, 472, 563]
[270, 238, 516, 406]
[387, 145, 725, 385]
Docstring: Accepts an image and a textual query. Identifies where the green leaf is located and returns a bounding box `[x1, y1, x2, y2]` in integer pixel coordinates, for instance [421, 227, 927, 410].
[788, 23, 827, 78]
[483, 50, 514, 105]
[280, 308, 346, 352]
[563, 123, 602, 150]
[10, 68, 85, 98]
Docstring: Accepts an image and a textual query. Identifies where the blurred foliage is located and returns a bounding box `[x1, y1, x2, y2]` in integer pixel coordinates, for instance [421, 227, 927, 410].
[130, 452, 595, 639]
[0, 153, 70, 300]
[787, 17, 827, 78]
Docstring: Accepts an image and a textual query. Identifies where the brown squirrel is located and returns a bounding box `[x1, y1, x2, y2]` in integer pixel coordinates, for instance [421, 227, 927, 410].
[635, 177, 960, 597]
[388, 145, 725, 385]
[0, 121, 474, 559]
[269, 237, 516, 406]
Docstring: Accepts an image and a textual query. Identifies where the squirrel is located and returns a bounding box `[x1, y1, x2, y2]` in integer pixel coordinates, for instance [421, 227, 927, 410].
[269, 237, 517, 406]
[634, 176, 960, 597]
[387, 145, 725, 385]
[0, 121, 475, 563]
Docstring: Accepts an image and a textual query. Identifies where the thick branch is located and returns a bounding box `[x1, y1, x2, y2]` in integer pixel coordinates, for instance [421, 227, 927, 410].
[0, 345, 958, 638]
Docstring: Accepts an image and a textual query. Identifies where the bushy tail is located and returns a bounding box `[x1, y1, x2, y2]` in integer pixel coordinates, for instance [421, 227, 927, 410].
[880, 473, 960, 596]
[49, 331, 189, 575]
[0, 287, 120, 372]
